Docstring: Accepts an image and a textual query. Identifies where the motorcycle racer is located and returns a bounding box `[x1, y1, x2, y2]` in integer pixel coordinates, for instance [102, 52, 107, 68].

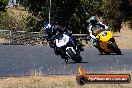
[87, 16, 108, 53]
[43, 23, 84, 57]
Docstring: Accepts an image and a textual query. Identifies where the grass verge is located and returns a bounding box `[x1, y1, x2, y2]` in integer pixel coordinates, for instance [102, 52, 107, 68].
[0, 71, 131, 88]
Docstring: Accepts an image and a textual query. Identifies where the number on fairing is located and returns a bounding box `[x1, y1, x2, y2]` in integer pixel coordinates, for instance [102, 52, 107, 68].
[58, 37, 67, 43]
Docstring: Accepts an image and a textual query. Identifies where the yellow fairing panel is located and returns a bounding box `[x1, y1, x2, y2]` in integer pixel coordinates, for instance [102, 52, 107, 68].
[96, 31, 113, 42]
[96, 31, 113, 52]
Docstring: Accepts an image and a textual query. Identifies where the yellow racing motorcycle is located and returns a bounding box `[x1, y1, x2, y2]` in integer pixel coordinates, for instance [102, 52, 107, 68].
[95, 30, 121, 55]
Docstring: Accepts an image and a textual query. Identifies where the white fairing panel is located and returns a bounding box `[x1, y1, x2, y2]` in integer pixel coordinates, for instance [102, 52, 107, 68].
[56, 34, 70, 47]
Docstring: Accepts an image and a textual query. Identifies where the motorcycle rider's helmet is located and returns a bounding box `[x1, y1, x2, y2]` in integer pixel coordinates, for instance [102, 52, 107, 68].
[43, 23, 52, 33]
[44, 23, 51, 30]
[89, 16, 97, 24]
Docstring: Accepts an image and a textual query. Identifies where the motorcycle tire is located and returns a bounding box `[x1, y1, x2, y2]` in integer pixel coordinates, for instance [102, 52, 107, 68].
[75, 56, 82, 63]
[115, 48, 121, 55]
[111, 43, 121, 55]
[66, 48, 76, 59]
[98, 48, 104, 54]
[66, 48, 82, 63]
[104, 52, 110, 55]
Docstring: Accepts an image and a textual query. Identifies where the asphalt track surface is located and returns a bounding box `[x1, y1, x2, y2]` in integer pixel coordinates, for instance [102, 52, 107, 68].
[0, 45, 132, 76]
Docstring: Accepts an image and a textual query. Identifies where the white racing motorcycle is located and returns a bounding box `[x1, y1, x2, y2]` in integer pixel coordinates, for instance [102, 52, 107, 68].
[55, 33, 82, 63]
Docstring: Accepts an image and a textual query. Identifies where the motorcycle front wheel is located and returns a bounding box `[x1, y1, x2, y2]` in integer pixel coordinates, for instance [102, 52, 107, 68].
[111, 43, 121, 55]
[75, 56, 82, 63]
[66, 48, 82, 63]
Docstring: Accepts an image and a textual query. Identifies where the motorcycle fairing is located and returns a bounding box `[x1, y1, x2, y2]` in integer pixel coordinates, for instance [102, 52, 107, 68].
[96, 31, 114, 52]
[96, 31, 113, 42]
[56, 34, 70, 47]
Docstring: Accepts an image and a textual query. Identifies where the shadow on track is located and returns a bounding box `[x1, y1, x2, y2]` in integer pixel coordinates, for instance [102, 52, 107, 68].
[67, 61, 89, 64]
[98, 53, 123, 55]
